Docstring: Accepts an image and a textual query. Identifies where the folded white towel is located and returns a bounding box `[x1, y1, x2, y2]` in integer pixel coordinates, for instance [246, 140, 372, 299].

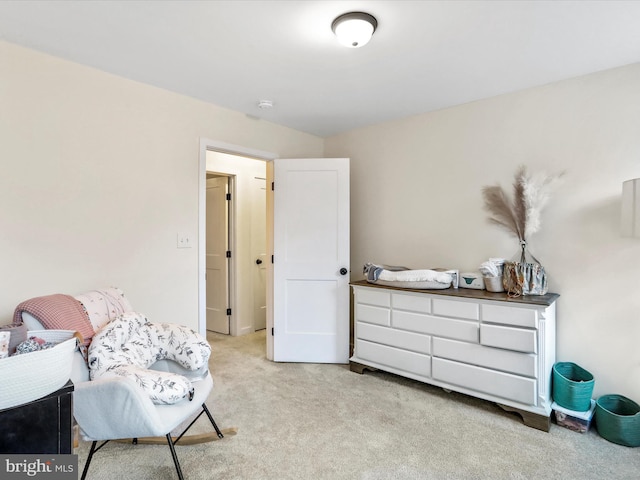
[378, 269, 452, 284]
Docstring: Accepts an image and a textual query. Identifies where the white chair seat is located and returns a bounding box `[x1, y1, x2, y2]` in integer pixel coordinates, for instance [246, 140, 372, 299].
[73, 372, 214, 441]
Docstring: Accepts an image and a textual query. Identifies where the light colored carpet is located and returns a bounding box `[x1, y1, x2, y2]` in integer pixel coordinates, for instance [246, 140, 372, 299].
[77, 330, 639, 479]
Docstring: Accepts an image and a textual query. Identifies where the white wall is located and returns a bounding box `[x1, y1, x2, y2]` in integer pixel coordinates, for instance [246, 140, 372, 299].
[3, 38, 639, 402]
[326, 63, 640, 400]
[206, 151, 266, 336]
[0, 41, 323, 330]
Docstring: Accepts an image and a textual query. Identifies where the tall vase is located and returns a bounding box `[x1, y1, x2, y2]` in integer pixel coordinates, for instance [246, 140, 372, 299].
[502, 241, 548, 296]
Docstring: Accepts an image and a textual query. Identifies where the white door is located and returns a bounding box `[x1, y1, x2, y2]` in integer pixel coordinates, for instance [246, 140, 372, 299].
[206, 176, 230, 334]
[251, 176, 267, 331]
[271, 158, 350, 363]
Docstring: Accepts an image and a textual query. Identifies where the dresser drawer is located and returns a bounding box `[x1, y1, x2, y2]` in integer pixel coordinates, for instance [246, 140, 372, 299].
[393, 310, 478, 342]
[356, 340, 431, 378]
[357, 322, 430, 354]
[480, 324, 537, 353]
[356, 304, 390, 326]
[356, 288, 390, 307]
[433, 298, 479, 320]
[482, 304, 537, 328]
[432, 337, 537, 377]
[392, 293, 432, 314]
[432, 358, 537, 405]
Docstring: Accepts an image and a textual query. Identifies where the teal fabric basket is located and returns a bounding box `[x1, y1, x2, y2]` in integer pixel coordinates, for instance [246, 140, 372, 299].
[552, 362, 595, 412]
[595, 395, 640, 447]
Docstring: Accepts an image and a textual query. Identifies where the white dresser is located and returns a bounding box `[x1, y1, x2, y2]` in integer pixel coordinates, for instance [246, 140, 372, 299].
[350, 281, 559, 431]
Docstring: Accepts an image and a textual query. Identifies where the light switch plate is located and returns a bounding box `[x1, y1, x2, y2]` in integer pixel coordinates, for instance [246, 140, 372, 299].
[177, 233, 192, 248]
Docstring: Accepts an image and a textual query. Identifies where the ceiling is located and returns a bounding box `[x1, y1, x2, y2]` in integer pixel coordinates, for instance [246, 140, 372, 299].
[1, 1, 640, 137]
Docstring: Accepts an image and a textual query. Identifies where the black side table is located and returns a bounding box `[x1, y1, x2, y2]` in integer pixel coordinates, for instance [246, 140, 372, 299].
[0, 380, 74, 454]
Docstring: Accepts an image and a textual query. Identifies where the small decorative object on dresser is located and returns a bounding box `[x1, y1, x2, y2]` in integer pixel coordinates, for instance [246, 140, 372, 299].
[479, 258, 505, 292]
[350, 281, 559, 431]
[482, 166, 563, 296]
[458, 272, 484, 289]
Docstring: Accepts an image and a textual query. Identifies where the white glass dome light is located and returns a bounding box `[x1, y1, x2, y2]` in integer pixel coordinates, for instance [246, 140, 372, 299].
[332, 12, 378, 48]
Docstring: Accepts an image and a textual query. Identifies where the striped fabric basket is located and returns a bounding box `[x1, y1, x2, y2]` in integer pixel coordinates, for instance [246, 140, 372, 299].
[552, 362, 595, 412]
[0, 330, 77, 410]
[595, 394, 640, 447]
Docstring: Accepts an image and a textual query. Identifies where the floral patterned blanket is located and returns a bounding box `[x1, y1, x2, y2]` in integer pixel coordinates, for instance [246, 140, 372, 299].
[88, 312, 211, 404]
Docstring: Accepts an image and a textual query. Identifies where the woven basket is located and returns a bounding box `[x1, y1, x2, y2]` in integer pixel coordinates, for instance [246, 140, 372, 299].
[595, 394, 640, 447]
[552, 362, 595, 412]
[483, 276, 504, 293]
[0, 330, 77, 410]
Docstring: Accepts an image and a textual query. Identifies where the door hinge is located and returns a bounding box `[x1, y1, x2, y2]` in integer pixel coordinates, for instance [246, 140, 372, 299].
[271, 255, 274, 263]
[271, 182, 274, 191]
[271, 327, 274, 336]
[226, 193, 231, 201]
[226, 308, 232, 316]
[226, 250, 231, 258]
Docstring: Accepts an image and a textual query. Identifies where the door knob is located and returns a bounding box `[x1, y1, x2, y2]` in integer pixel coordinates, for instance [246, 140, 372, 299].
[256, 259, 263, 265]
[339, 267, 348, 275]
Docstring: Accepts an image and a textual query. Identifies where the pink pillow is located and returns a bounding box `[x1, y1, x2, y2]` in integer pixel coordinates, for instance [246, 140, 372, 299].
[13, 294, 94, 346]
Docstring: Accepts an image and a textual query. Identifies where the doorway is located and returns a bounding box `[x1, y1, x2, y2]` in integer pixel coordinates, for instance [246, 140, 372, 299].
[204, 148, 270, 337]
[205, 174, 230, 334]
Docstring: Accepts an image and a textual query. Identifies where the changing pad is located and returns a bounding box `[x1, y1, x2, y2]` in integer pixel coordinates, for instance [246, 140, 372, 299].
[363, 263, 453, 289]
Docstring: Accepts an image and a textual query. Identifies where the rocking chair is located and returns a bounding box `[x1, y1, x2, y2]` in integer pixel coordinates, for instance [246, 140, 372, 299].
[16, 288, 226, 480]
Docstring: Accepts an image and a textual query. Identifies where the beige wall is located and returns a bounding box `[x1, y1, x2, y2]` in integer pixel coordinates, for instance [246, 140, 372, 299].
[326, 62, 640, 400]
[0, 41, 323, 330]
[3, 38, 639, 401]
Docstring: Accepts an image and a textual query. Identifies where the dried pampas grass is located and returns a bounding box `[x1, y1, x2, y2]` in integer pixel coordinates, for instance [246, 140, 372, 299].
[482, 166, 564, 243]
[482, 184, 523, 240]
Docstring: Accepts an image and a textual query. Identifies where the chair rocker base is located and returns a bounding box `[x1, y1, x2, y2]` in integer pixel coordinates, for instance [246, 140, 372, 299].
[81, 404, 225, 480]
[116, 427, 238, 445]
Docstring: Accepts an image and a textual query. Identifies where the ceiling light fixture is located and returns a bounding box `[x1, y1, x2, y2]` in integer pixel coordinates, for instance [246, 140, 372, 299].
[331, 12, 377, 48]
[258, 100, 273, 109]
